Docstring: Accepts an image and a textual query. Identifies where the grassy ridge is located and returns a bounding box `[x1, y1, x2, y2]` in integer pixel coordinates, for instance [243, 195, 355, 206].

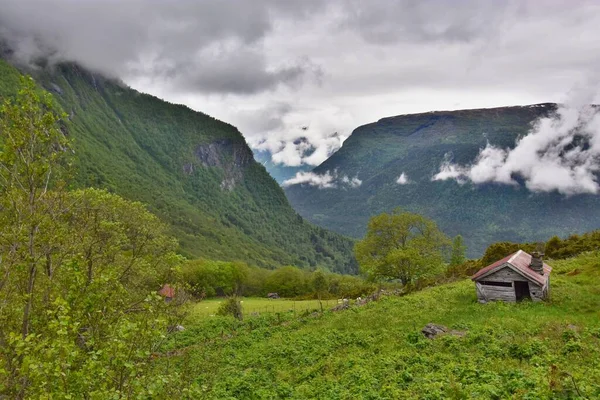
[0, 59, 356, 272]
[165, 252, 600, 398]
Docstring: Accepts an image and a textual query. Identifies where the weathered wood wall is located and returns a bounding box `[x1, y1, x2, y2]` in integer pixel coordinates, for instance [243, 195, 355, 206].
[529, 282, 544, 301]
[483, 266, 527, 283]
[475, 281, 516, 303]
[474, 265, 548, 303]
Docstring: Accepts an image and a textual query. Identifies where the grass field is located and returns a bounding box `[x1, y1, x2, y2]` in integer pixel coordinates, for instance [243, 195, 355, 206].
[188, 297, 346, 319]
[162, 251, 600, 399]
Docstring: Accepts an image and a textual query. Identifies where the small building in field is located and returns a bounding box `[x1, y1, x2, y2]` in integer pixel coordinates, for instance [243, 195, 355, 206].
[158, 284, 175, 302]
[471, 250, 551, 303]
[267, 292, 280, 299]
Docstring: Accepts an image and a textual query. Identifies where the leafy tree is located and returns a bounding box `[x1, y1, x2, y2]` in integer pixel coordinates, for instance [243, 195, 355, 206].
[354, 209, 449, 285]
[0, 76, 70, 341]
[480, 241, 536, 266]
[450, 235, 467, 267]
[182, 260, 249, 297]
[545, 236, 562, 259]
[264, 266, 309, 297]
[0, 77, 184, 398]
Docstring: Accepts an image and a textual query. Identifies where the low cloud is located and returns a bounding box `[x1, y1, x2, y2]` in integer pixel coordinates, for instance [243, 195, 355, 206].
[0, 0, 325, 95]
[251, 131, 345, 167]
[396, 172, 410, 185]
[282, 171, 337, 188]
[283, 170, 361, 189]
[433, 84, 600, 195]
[341, 175, 362, 188]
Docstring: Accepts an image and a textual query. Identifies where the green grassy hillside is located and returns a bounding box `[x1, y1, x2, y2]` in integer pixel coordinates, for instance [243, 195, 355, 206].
[165, 251, 600, 398]
[0, 59, 356, 272]
[285, 106, 600, 257]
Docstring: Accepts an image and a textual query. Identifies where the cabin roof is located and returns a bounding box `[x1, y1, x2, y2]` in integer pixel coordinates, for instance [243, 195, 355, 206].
[159, 284, 175, 298]
[471, 250, 552, 286]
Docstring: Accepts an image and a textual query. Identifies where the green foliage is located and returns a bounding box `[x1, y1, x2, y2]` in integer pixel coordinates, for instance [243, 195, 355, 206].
[478, 230, 600, 269]
[182, 261, 379, 300]
[450, 235, 467, 267]
[264, 266, 310, 298]
[217, 297, 243, 321]
[480, 241, 532, 266]
[312, 270, 328, 296]
[544, 231, 600, 260]
[446, 259, 481, 278]
[0, 78, 184, 398]
[312, 270, 328, 311]
[182, 259, 249, 297]
[355, 209, 450, 284]
[0, 59, 356, 273]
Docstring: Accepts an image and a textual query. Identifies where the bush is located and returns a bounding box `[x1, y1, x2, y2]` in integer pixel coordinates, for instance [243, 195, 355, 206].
[217, 297, 243, 320]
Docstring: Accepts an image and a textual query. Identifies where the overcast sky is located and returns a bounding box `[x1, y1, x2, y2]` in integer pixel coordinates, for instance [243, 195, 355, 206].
[1, 0, 600, 167]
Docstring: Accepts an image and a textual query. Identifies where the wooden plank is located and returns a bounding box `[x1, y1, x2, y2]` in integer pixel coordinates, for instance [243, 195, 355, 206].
[475, 283, 486, 302]
[479, 284, 516, 302]
[484, 267, 528, 283]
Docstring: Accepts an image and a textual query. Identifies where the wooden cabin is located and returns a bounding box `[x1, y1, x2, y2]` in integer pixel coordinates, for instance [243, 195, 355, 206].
[471, 250, 551, 303]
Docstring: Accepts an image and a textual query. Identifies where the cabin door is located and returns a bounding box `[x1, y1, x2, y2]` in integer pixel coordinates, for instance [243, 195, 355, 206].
[514, 281, 530, 301]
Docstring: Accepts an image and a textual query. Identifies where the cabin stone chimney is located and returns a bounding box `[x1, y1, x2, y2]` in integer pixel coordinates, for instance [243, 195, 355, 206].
[530, 251, 544, 275]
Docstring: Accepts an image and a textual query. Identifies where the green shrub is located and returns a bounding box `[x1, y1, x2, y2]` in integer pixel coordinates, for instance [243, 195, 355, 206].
[217, 297, 243, 320]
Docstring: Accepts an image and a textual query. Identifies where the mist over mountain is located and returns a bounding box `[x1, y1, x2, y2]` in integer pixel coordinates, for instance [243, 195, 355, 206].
[285, 104, 600, 257]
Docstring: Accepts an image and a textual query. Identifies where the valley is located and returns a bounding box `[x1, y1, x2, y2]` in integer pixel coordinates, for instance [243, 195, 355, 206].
[284, 105, 600, 257]
[1, 3, 599, 397]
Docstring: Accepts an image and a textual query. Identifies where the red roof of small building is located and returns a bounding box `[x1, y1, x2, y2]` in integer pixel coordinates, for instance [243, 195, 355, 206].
[158, 284, 175, 298]
[471, 250, 552, 287]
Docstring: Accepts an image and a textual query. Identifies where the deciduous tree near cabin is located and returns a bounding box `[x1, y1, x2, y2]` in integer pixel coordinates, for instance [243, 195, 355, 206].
[450, 235, 467, 267]
[354, 209, 449, 285]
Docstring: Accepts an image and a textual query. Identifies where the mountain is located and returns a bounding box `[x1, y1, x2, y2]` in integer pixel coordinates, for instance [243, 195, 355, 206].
[0, 58, 356, 273]
[285, 105, 600, 257]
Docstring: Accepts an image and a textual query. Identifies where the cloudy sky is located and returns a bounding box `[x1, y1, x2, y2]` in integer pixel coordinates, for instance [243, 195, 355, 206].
[1, 0, 600, 168]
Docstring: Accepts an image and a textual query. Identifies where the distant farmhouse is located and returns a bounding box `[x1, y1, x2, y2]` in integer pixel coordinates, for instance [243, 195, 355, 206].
[472, 250, 551, 303]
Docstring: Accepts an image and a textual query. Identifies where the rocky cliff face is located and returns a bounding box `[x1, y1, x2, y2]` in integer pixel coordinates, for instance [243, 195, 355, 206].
[195, 139, 253, 168]
[194, 139, 254, 190]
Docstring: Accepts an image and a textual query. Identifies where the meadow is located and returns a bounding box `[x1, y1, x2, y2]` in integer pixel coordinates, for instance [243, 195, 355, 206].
[188, 297, 347, 319]
[161, 251, 600, 399]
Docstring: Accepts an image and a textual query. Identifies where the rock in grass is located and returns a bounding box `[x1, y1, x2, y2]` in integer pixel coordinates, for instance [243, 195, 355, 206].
[422, 323, 448, 339]
[421, 323, 467, 339]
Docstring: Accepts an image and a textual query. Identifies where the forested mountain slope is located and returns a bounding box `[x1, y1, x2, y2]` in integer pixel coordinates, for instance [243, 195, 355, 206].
[0, 58, 356, 273]
[285, 105, 600, 257]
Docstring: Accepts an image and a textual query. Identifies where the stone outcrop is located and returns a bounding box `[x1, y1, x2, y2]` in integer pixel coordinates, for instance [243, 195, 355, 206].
[421, 323, 466, 339]
[194, 139, 254, 190]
